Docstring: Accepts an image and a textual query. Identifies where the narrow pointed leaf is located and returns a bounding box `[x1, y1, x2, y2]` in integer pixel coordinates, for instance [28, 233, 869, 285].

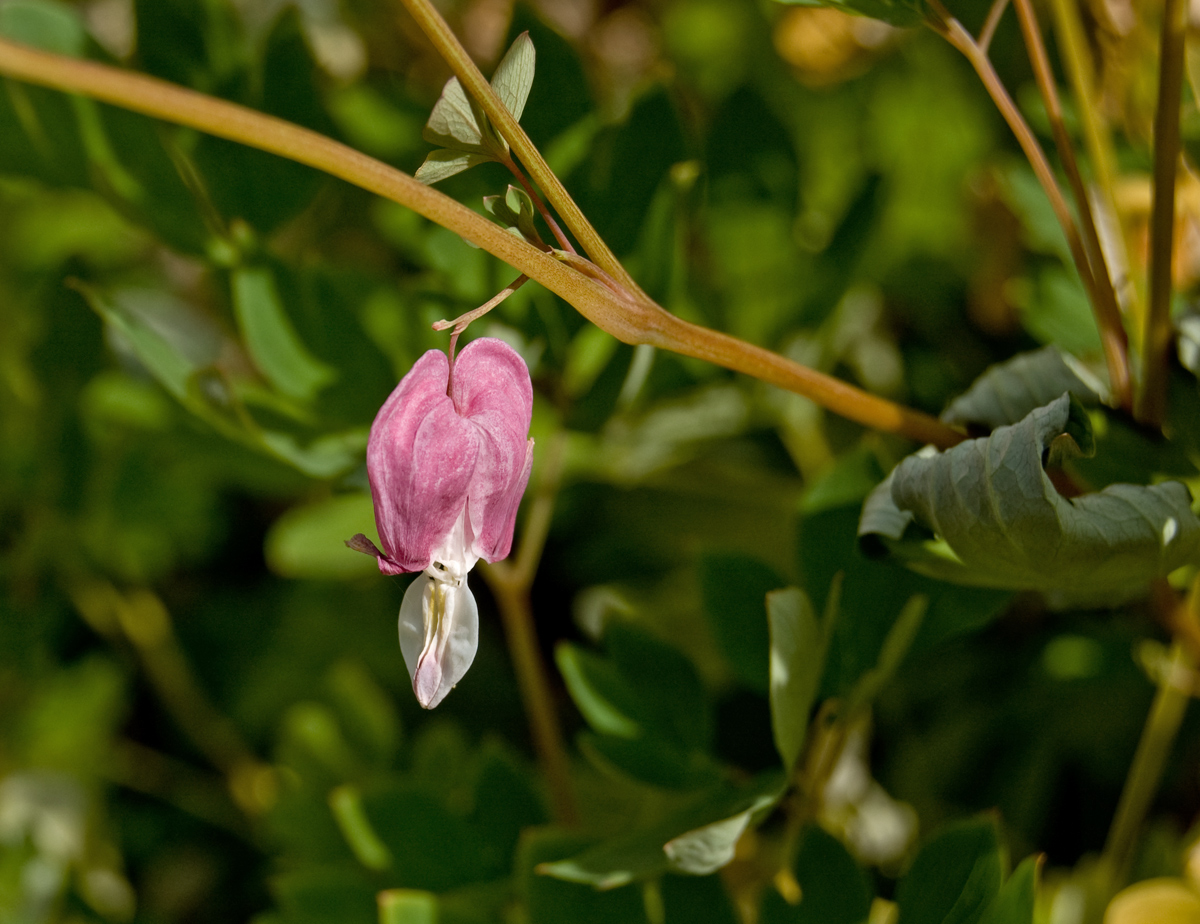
[979, 855, 1040, 924]
[859, 394, 1200, 607]
[232, 267, 336, 402]
[490, 32, 536, 122]
[766, 587, 822, 772]
[896, 818, 1004, 924]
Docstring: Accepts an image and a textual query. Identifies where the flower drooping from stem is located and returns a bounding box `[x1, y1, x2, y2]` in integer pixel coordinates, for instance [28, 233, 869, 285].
[347, 337, 534, 707]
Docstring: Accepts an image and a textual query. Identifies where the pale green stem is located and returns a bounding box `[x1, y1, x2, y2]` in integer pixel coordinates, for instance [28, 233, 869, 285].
[1101, 641, 1192, 886]
[0, 37, 964, 448]
[1136, 0, 1186, 426]
[481, 432, 577, 825]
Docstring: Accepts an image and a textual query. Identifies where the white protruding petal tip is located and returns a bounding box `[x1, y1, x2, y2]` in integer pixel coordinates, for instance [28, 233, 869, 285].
[397, 575, 479, 709]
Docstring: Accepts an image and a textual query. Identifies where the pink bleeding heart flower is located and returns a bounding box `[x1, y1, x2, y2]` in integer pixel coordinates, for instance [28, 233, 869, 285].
[347, 337, 534, 708]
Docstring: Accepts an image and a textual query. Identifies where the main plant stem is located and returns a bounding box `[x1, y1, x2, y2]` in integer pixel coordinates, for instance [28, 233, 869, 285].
[481, 432, 578, 826]
[0, 37, 962, 448]
[1136, 0, 1186, 426]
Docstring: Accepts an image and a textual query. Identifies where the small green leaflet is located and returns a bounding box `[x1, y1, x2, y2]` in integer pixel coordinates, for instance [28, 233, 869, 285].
[415, 32, 535, 184]
[484, 184, 542, 245]
[859, 394, 1200, 607]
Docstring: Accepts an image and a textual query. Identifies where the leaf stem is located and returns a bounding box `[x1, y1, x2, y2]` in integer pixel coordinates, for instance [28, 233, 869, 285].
[481, 432, 577, 825]
[503, 154, 576, 253]
[394, 0, 637, 291]
[1136, 0, 1186, 426]
[926, 1, 1130, 406]
[0, 37, 963, 448]
[978, 0, 1010, 55]
[1011, 0, 1130, 409]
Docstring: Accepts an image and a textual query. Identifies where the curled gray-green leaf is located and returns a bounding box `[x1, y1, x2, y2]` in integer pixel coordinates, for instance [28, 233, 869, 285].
[859, 394, 1200, 607]
[941, 346, 1104, 431]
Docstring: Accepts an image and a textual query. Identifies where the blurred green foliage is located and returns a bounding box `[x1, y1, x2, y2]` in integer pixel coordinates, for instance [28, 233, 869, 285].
[2, 0, 1198, 922]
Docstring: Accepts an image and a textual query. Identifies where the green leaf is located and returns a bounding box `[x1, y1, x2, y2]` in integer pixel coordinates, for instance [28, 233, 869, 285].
[519, 829, 649, 923]
[265, 494, 380, 580]
[557, 623, 710, 751]
[766, 587, 823, 772]
[580, 732, 721, 790]
[604, 622, 711, 751]
[414, 149, 493, 184]
[660, 875, 739, 924]
[979, 856, 1040, 924]
[699, 554, 786, 693]
[896, 817, 1005, 924]
[941, 347, 1103, 431]
[0, 0, 85, 55]
[490, 32, 536, 123]
[271, 867, 376, 924]
[330, 785, 393, 871]
[1012, 268, 1103, 355]
[483, 184, 542, 244]
[859, 394, 1200, 606]
[423, 76, 490, 154]
[555, 643, 642, 738]
[81, 285, 201, 401]
[760, 825, 874, 924]
[801, 447, 886, 516]
[258, 428, 367, 479]
[359, 784, 492, 891]
[376, 888, 439, 921]
[662, 806, 757, 875]
[378, 890, 437, 924]
[232, 267, 337, 402]
[845, 593, 926, 713]
[537, 774, 785, 887]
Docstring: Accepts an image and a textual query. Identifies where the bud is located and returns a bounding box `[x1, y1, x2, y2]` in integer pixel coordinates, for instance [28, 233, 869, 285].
[348, 338, 534, 707]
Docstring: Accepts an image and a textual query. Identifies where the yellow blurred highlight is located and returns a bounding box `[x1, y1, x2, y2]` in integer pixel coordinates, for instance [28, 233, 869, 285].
[1104, 878, 1200, 924]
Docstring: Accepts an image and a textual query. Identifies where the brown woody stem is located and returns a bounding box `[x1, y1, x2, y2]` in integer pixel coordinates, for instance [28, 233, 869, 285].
[1136, 0, 1186, 425]
[927, 1, 1131, 405]
[0, 37, 962, 447]
[1011, 0, 1130, 408]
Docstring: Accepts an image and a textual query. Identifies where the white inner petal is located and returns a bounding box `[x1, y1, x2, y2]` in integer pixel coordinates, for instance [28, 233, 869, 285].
[424, 506, 478, 585]
[397, 575, 480, 709]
